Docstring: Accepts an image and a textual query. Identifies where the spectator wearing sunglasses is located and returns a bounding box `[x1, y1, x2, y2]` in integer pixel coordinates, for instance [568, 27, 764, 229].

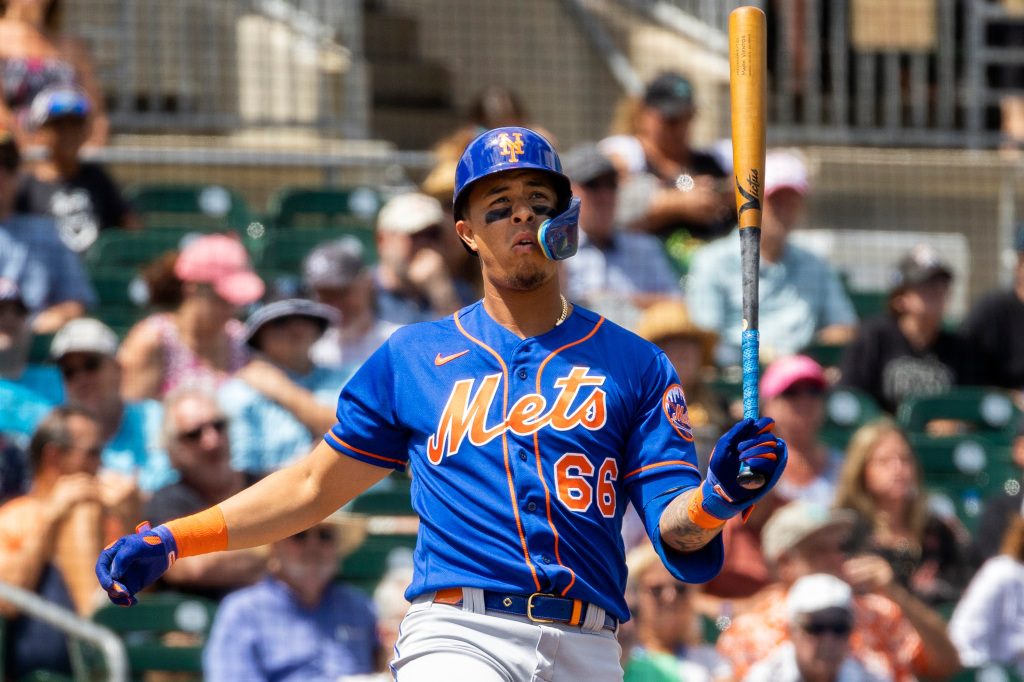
[622, 544, 732, 682]
[717, 500, 961, 681]
[559, 143, 682, 330]
[51, 318, 172, 494]
[203, 511, 378, 682]
[220, 299, 351, 475]
[142, 387, 265, 600]
[373, 192, 473, 325]
[745, 573, 889, 682]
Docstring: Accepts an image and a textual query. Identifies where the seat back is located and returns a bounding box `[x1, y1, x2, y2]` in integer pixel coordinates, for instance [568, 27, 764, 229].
[268, 186, 382, 230]
[820, 387, 883, 450]
[128, 184, 253, 232]
[898, 388, 1019, 442]
[92, 593, 217, 677]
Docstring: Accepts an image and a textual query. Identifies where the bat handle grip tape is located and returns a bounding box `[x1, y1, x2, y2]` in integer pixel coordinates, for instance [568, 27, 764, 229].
[738, 329, 765, 489]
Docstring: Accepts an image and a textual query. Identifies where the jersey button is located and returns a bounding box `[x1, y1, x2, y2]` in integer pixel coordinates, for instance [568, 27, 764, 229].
[517, 368, 528, 380]
[518, 450, 528, 461]
[526, 502, 537, 512]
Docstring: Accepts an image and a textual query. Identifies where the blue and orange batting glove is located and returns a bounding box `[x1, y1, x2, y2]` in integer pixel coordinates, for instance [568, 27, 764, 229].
[95, 522, 178, 606]
[688, 417, 787, 528]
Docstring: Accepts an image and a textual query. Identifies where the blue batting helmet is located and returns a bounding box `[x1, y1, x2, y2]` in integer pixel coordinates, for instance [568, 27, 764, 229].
[452, 126, 572, 221]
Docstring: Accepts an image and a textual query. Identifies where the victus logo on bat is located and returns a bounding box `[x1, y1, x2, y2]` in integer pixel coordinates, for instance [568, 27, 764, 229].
[736, 168, 761, 218]
[426, 366, 607, 464]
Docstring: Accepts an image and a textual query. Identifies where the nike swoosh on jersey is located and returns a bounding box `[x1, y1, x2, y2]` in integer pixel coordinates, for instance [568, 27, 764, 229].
[434, 350, 470, 366]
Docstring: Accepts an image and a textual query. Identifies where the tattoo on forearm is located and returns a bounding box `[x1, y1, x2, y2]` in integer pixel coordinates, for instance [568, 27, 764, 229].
[660, 490, 723, 552]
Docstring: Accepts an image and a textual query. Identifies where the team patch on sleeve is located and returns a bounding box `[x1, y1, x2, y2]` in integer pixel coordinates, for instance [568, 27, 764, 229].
[661, 384, 694, 441]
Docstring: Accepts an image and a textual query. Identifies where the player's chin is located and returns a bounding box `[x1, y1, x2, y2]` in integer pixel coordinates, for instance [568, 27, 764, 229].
[503, 262, 551, 291]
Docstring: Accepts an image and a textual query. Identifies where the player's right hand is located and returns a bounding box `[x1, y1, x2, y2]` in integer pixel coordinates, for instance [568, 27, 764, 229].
[700, 417, 787, 520]
[95, 522, 178, 606]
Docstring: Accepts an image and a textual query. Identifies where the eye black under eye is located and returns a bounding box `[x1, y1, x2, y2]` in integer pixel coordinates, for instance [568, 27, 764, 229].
[485, 207, 513, 223]
[532, 205, 556, 217]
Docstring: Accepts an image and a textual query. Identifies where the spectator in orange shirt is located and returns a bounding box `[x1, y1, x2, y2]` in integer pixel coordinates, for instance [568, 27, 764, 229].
[716, 500, 960, 682]
[0, 406, 135, 678]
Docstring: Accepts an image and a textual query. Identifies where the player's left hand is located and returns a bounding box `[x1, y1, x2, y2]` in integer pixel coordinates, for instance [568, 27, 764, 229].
[95, 522, 178, 607]
[700, 417, 787, 521]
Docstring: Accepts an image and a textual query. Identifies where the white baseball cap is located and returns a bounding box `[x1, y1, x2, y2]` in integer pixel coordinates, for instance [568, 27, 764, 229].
[786, 573, 854, 621]
[51, 318, 119, 360]
[765, 150, 809, 197]
[376, 193, 445, 235]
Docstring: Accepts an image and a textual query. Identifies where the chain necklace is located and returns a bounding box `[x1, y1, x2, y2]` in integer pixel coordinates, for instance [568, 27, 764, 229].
[554, 295, 570, 326]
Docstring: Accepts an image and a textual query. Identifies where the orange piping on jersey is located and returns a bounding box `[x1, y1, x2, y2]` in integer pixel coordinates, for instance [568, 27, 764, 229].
[534, 315, 605, 596]
[455, 311, 541, 592]
[324, 432, 406, 467]
[622, 459, 698, 480]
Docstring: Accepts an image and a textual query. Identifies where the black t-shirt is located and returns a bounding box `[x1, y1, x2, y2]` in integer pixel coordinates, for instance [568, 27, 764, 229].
[14, 162, 131, 253]
[972, 485, 1022, 568]
[644, 149, 734, 240]
[962, 289, 1024, 391]
[839, 314, 980, 413]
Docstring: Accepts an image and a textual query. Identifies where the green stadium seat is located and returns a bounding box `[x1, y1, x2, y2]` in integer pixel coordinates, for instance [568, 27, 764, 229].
[339, 534, 417, 595]
[799, 341, 847, 369]
[85, 229, 201, 271]
[259, 227, 376, 272]
[847, 290, 887, 320]
[348, 476, 413, 516]
[898, 387, 1020, 443]
[950, 664, 1023, 682]
[127, 183, 254, 233]
[820, 387, 882, 450]
[267, 186, 383, 230]
[92, 592, 217, 679]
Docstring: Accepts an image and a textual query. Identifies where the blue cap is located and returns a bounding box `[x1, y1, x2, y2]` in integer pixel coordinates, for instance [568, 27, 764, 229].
[452, 126, 570, 220]
[28, 86, 91, 129]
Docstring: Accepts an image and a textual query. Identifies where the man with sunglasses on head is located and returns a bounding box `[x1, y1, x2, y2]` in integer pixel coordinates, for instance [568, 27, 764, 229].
[142, 387, 265, 600]
[373, 192, 475, 325]
[51, 318, 172, 495]
[559, 143, 681, 329]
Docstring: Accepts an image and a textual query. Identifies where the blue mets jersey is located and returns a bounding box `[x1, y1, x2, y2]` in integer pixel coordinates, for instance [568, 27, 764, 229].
[325, 301, 723, 622]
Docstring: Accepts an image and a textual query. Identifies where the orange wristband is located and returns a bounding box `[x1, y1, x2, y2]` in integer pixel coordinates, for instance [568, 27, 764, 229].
[686, 486, 727, 530]
[164, 506, 229, 558]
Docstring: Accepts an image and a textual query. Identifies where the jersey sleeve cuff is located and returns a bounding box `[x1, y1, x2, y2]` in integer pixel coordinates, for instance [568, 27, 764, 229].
[323, 432, 407, 472]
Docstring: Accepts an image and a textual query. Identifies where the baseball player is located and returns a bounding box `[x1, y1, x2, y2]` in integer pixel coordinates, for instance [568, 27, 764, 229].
[96, 127, 788, 681]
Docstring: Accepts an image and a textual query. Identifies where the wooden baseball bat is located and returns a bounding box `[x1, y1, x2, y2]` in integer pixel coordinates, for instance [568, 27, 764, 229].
[729, 6, 767, 489]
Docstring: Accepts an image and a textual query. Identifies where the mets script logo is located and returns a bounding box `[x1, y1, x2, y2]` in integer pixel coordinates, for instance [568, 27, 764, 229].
[498, 132, 525, 163]
[662, 384, 694, 441]
[427, 366, 607, 464]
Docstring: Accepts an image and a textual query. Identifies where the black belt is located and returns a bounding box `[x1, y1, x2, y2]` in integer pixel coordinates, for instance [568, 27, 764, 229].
[433, 588, 617, 631]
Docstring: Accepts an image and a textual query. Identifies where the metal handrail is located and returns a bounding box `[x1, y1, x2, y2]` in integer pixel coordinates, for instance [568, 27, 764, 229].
[0, 581, 129, 682]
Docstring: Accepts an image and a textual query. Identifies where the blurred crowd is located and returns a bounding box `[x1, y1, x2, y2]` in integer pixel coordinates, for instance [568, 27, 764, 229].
[0, 4, 1023, 677]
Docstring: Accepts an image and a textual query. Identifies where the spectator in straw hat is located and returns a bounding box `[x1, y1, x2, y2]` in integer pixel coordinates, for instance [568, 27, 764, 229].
[304, 236, 399, 372]
[221, 298, 351, 475]
[118, 233, 263, 400]
[635, 299, 725, 470]
[745, 573, 889, 682]
[204, 510, 378, 681]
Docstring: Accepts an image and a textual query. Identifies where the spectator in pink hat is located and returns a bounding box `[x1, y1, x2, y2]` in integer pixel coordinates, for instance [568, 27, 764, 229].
[761, 355, 843, 507]
[118, 234, 264, 400]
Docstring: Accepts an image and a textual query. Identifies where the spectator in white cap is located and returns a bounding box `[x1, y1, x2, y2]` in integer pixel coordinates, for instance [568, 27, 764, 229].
[221, 299, 350, 474]
[303, 236, 398, 371]
[687, 150, 857, 366]
[51, 317, 172, 494]
[745, 574, 889, 682]
[717, 500, 961, 681]
[118, 233, 263, 400]
[0, 277, 63, 442]
[374, 192, 473, 325]
[16, 86, 139, 254]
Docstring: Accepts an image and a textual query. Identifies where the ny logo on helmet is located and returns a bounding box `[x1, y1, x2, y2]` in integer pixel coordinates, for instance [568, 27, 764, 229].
[498, 132, 525, 163]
